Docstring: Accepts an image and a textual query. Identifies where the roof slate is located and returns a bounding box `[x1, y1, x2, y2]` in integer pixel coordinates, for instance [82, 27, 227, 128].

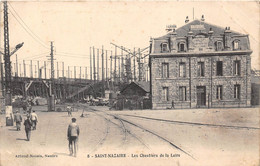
[156, 19, 244, 40]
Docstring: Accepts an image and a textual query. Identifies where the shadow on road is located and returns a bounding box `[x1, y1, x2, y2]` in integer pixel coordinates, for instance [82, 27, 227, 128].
[16, 138, 27, 141]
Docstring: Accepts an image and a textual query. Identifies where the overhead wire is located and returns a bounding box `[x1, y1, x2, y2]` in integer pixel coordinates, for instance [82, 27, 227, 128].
[8, 3, 49, 49]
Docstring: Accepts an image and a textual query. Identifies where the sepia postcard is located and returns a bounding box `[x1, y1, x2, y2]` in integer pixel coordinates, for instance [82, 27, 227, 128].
[0, 1, 259, 166]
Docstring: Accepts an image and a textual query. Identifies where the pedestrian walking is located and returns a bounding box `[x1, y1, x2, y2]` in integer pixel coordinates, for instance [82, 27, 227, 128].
[171, 99, 175, 109]
[14, 110, 23, 131]
[24, 115, 32, 141]
[67, 106, 72, 117]
[67, 118, 80, 157]
[30, 110, 38, 130]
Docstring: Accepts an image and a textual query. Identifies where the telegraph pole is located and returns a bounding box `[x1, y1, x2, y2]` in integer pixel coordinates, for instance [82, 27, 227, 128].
[101, 46, 104, 97]
[102, 46, 104, 81]
[133, 48, 136, 81]
[74, 66, 76, 79]
[114, 46, 117, 82]
[68, 66, 70, 79]
[85, 67, 87, 80]
[106, 50, 108, 82]
[62, 62, 64, 78]
[23, 60, 26, 77]
[121, 49, 124, 82]
[0, 55, 3, 102]
[90, 47, 92, 81]
[97, 48, 99, 81]
[47, 41, 55, 111]
[3, 1, 12, 125]
[93, 47, 96, 82]
[37, 61, 39, 79]
[15, 54, 18, 77]
[57, 62, 59, 79]
[44, 61, 46, 79]
[138, 48, 141, 81]
[110, 51, 113, 81]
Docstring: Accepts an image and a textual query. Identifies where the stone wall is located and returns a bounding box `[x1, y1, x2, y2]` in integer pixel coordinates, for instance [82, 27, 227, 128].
[150, 54, 251, 109]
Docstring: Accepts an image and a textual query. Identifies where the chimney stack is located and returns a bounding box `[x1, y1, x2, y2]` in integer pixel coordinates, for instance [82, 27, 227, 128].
[201, 15, 205, 21]
[185, 16, 189, 23]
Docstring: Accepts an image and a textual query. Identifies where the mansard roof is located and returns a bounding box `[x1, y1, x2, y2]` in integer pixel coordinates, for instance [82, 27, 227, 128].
[156, 19, 245, 40]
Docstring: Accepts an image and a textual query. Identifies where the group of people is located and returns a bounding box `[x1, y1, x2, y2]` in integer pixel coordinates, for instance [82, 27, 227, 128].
[13, 105, 80, 157]
[13, 109, 38, 141]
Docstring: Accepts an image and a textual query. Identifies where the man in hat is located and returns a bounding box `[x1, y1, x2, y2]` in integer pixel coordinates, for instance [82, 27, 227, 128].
[24, 115, 32, 141]
[67, 118, 80, 157]
[14, 110, 23, 131]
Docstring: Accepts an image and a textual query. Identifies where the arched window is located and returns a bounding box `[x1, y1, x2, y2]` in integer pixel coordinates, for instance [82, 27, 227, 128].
[215, 41, 223, 51]
[178, 42, 186, 52]
[233, 40, 240, 50]
[161, 43, 168, 52]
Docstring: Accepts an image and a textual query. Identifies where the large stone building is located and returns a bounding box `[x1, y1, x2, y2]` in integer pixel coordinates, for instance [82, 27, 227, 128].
[149, 16, 252, 109]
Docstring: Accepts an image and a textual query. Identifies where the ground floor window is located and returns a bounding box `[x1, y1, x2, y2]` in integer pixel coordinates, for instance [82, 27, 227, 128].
[234, 84, 240, 99]
[216, 85, 223, 100]
[162, 87, 169, 101]
[179, 86, 187, 101]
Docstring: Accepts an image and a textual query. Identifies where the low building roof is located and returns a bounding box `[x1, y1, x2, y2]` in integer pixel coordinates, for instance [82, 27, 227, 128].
[120, 81, 150, 94]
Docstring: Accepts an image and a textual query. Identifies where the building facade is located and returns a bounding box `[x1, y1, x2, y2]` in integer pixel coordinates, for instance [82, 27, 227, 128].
[149, 18, 252, 109]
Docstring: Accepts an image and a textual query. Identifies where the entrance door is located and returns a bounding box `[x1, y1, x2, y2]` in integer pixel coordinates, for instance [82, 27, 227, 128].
[197, 86, 206, 107]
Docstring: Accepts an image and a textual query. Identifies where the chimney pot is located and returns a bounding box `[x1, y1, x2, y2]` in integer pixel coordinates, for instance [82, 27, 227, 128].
[201, 15, 205, 21]
[185, 16, 189, 23]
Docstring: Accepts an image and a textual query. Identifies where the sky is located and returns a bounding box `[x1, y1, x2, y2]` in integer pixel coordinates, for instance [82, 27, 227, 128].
[0, 1, 259, 78]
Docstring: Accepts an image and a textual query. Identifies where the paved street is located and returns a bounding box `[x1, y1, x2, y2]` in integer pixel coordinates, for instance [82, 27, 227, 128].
[0, 105, 259, 166]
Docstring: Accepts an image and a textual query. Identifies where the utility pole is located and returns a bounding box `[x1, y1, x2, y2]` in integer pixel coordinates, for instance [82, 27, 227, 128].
[68, 66, 70, 79]
[97, 48, 99, 81]
[110, 51, 113, 81]
[138, 48, 141, 81]
[23, 60, 26, 77]
[121, 49, 124, 82]
[90, 47, 92, 81]
[57, 62, 59, 79]
[15, 54, 18, 77]
[74, 66, 76, 79]
[134, 47, 136, 81]
[37, 61, 39, 79]
[3, 1, 12, 125]
[85, 67, 87, 80]
[0, 2, 2, 111]
[62, 62, 64, 78]
[0, 55, 3, 98]
[47, 41, 55, 111]
[114, 46, 117, 82]
[102, 46, 104, 82]
[118, 54, 121, 82]
[44, 61, 46, 79]
[30, 60, 33, 78]
[101, 46, 104, 97]
[93, 47, 96, 82]
[34, 64, 37, 78]
[80, 66, 82, 81]
[106, 50, 108, 82]
[19, 63, 21, 77]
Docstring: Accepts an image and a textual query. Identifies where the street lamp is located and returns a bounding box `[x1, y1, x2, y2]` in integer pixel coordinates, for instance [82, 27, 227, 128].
[0, 42, 24, 126]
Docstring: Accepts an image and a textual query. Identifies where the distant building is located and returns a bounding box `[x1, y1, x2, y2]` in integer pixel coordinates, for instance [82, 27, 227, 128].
[120, 81, 150, 97]
[149, 16, 252, 109]
[119, 81, 151, 110]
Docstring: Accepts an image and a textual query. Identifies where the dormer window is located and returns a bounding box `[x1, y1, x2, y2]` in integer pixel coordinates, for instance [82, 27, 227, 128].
[215, 41, 223, 51]
[233, 40, 240, 50]
[161, 43, 168, 52]
[178, 42, 186, 52]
